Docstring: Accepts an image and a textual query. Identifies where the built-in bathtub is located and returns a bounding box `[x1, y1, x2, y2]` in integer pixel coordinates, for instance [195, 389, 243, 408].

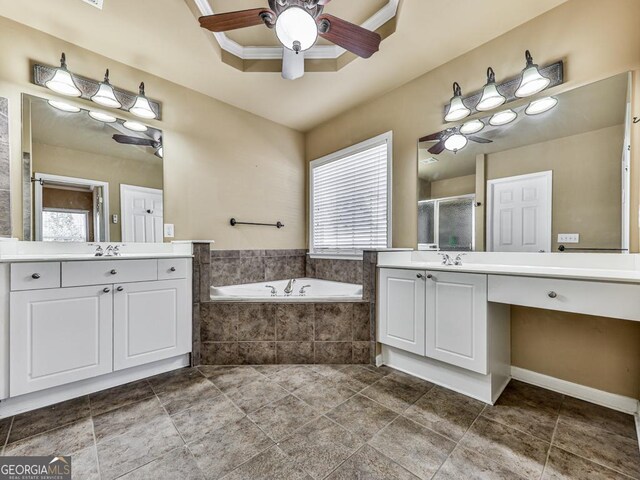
[210, 278, 363, 302]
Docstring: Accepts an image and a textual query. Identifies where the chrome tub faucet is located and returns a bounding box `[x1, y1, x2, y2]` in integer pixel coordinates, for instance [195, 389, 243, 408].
[284, 279, 296, 296]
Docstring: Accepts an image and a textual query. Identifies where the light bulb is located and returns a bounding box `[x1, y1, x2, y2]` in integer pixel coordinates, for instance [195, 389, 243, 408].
[275, 6, 318, 51]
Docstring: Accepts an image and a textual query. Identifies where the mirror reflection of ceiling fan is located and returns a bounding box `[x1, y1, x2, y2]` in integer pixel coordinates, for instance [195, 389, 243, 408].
[112, 134, 163, 159]
[420, 128, 492, 155]
[198, 0, 382, 80]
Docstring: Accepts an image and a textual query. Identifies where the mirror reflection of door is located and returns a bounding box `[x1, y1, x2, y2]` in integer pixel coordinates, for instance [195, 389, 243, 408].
[120, 184, 164, 243]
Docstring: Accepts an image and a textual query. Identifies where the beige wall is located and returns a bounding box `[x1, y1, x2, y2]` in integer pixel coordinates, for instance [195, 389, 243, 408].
[428, 174, 476, 200]
[306, 0, 640, 398]
[0, 16, 306, 249]
[32, 142, 164, 241]
[486, 124, 624, 251]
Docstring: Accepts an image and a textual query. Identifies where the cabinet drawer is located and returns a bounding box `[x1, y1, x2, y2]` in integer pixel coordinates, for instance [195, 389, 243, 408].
[158, 258, 189, 280]
[62, 259, 158, 287]
[11, 262, 60, 291]
[488, 275, 640, 321]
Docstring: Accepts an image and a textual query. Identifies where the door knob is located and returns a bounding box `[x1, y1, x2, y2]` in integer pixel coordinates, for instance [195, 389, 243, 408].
[103, 287, 111, 293]
[116, 286, 124, 292]
[110, 269, 117, 275]
[548, 291, 557, 298]
[31, 273, 40, 279]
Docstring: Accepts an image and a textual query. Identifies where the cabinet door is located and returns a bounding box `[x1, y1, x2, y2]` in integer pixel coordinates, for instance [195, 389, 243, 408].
[378, 268, 426, 355]
[113, 279, 190, 371]
[10, 285, 113, 396]
[425, 272, 487, 374]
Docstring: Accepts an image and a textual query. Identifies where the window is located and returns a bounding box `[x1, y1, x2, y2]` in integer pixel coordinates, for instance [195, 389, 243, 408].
[42, 209, 90, 242]
[310, 132, 392, 258]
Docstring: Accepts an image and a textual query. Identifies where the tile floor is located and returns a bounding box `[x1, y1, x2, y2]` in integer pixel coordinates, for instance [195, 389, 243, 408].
[0, 364, 639, 479]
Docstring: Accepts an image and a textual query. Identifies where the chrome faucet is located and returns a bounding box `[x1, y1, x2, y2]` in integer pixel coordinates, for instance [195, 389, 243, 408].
[438, 253, 453, 266]
[299, 285, 311, 296]
[104, 245, 115, 257]
[265, 285, 277, 297]
[454, 253, 466, 266]
[284, 279, 296, 296]
[94, 245, 104, 257]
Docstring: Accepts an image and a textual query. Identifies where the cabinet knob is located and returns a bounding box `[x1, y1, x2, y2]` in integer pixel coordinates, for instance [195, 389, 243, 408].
[110, 269, 117, 275]
[416, 274, 424, 279]
[170, 267, 176, 272]
[31, 273, 40, 279]
[103, 287, 111, 293]
[116, 286, 124, 292]
[427, 274, 433, 279]
[548, 291, 557, 298]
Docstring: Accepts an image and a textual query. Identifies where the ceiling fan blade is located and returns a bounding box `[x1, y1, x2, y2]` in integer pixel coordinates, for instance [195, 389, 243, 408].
[317, 14, 381, 58]
[419, 132, 444, 143]
[112, 134, 157, 147]
[428, 141, 446, 155]
[282, 48, 305, 80]
[199, 8, 272, 32]
[468, 135, 492, 144]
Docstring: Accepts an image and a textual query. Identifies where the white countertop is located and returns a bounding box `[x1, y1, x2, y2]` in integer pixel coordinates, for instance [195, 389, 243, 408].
[377, 251, 640, 284]
[0, 253, 194, 263]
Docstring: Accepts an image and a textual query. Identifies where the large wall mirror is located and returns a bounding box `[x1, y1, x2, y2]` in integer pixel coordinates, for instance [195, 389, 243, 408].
[22, 94, 164, 243]
[417, 72, 632, 253]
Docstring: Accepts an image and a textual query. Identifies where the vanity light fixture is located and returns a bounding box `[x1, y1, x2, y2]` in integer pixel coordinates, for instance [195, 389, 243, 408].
[476, 67, 506, 111]
[515, 50, 551, 98]
[489, 109, 517, 126]
[123, 120, 148, 132]
[444, 82, 471, 122]
[47, 99, 80, 113]
[275, 6, 318, 53]
[525, 96, 558, 115]
[90, 69, 122, 109]
[88, 111, 117, 123]
[155, 146, 164, 158]
[45, 53, 81, 97]
[129, 82, 157, 120]
[444, 133, 468, 153]
[459, 119, 485, 135]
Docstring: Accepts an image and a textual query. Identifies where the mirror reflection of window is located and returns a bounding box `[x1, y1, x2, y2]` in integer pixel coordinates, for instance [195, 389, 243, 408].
[42, 210, 89, 242]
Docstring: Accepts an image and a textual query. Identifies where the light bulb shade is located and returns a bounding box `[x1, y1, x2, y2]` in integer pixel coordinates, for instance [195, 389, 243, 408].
[444, 82, 470, 122]
[89, 111, 117, 123]
[489, 109, 517, 126]
[444, 134, 468, 152]
[525, 96, 558, 115]
[459, 119, 485, 135]
[48, 100, 80, 113]
[515, 51, 550, 97]
[477, 83, 506, 111]
[129, 82, 156, 119]
[123, 120, 148, 132]
[275, 7, 318, 51]
[91, 71, 121, 108]
[45, 68, 81, 97]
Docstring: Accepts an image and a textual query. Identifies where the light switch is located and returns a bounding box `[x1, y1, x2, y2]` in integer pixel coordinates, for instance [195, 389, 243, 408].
[558, 233, 579, 243]
[164, 224, 175, 238]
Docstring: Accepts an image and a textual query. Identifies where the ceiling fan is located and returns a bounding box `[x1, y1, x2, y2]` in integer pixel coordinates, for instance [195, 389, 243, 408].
[420, 128, 492, 155]
[112, 134, 163, 158]
[198, 0, 382, 80]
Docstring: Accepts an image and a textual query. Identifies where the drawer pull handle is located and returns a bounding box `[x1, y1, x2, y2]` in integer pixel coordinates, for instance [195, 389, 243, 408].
[110, 269, 117, 275]
[170, 267, 176, 272]
[103, 287, 111, 293]
[548, 291, 557, 299]
[116, 286, 124, 292]
[31, 273, 40, 279]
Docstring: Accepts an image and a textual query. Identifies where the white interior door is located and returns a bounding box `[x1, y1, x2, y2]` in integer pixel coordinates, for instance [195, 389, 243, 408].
[121, 184, 163, 243]
[487, 171, 552, 252]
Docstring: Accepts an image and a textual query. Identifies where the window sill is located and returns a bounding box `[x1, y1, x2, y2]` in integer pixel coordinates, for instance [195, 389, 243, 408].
[308, 252, 363, 261]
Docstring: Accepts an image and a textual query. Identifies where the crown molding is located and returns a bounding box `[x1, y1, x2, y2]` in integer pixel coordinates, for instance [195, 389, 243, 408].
[193, 0, 398, 60]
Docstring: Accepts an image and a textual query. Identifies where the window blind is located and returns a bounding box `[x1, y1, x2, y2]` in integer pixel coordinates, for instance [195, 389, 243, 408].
[311, 137, 390, 255]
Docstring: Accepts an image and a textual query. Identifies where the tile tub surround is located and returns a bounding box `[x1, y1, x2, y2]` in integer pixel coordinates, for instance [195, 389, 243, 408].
[210, 249, 307, 287]
[0, 366, 638, 480]
[200, 302, 374, 365]
[0, 97, 10, 237]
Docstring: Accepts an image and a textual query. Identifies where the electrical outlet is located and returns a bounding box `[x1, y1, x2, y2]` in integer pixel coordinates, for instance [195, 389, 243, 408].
[558, 233, 579, 243]
[164, 224, 175, 238]
[111, 214, 118, 224]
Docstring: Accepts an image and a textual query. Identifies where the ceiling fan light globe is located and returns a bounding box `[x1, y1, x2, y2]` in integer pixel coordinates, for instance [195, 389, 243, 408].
[476, 83, 506, 111]
[516, 65, 551, 97]
[276, 6, 318, 51]
[91, 83, 122, 109]
[444, 96, 470, 122]
[444, 134, 468, 152]
[45, 69, 81, 97]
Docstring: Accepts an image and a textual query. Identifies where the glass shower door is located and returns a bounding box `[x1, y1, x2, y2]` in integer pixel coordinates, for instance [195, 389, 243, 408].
[418, 195, 475, 251]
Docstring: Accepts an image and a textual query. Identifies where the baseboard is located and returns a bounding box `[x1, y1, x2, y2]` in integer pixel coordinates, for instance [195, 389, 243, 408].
[511, 366, 640, 415]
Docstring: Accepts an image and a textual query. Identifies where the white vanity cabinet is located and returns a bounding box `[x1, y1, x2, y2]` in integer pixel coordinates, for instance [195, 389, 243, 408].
[10, 285, 114, 396]
[8, 258, 192, 398]
[425, 271, 487, 374]
[378, 268, 426, 355]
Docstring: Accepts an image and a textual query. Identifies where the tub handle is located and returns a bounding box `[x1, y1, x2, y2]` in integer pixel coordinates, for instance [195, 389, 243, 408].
[299, 285, 312, 296]
[265, 285, 277, 297]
